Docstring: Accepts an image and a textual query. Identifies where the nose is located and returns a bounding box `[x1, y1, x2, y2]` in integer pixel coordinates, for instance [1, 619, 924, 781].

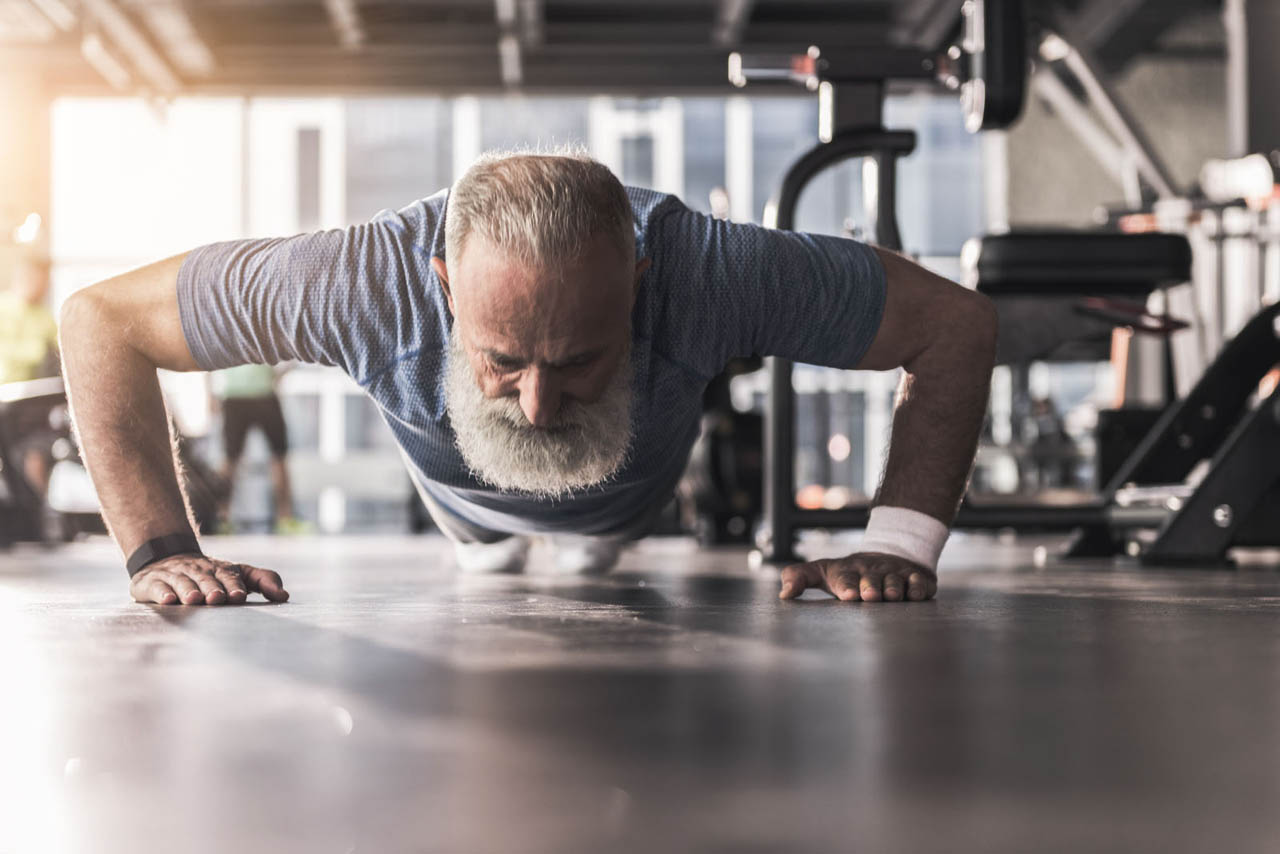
[517, 366, 561, 428]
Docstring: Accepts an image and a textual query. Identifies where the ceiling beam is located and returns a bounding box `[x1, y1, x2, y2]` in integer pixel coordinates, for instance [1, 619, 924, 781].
[494, 0, 521, 85]
[133, 1, 215, 76]
[27, 0, 76, 32]
[711, 0, 753, 48]
[543, 21, 886, 46]
[323, 0, 365, 50]
[79, 0, 182, 94]
[519, 0, 542, 46]
[79, 30, 132, 89]
[882, 0, 964, 51]
[1072, 0, 1152, 51]
[1066, 0, 1210, 69]
[3, 0, 57, 41]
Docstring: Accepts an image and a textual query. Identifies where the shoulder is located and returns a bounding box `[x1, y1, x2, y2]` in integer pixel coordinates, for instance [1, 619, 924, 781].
[626, 186, 697, 258]
[347, 190, 452, 384]
[367, 188, 449, 261]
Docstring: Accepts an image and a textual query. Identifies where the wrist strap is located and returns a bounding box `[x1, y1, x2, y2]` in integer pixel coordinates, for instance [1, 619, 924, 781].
[858, 506, 949, 571]
[126, 533, 203, 578]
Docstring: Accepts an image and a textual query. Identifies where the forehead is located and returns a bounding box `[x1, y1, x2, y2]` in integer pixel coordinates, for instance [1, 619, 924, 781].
[451, 235, 631, 347]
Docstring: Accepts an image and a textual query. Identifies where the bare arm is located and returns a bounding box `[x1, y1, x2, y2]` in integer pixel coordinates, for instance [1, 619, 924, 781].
[779, 248, 996, 604]
[60, 254, 287, 605]
[857, 247, 998, 523]
[60, 254, 198, 552]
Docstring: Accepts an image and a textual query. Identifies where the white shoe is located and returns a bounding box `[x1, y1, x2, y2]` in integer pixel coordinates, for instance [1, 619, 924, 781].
[452, 536, 531, 574]
[547, 533, 627, 576]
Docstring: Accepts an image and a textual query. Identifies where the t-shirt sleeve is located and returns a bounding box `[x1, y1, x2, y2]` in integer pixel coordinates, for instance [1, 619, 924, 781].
[176, 218, 430, 382]
[648, 203, 887, 373]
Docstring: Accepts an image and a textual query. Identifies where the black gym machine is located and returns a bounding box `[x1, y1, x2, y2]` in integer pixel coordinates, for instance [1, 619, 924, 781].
[728, 0, 1280, 567]
[0, 376, 222, 548]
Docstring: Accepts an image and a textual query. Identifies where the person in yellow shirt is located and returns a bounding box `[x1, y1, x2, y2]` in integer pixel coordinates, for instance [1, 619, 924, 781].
[0, 256, 58, 385]
[0, 256, 60, 497]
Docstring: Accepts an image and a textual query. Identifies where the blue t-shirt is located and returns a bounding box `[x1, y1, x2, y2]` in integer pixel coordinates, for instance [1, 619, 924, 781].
[177, 187, 886, 535]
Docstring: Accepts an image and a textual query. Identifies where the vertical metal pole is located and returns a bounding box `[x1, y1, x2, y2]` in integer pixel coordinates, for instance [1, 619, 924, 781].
[874, 151, 903, 251]
[1216, 210, 1228, 355]
[762, 355, 798, 562]
[814, 386, 831, 487]
[1223, 0, 1249, 159]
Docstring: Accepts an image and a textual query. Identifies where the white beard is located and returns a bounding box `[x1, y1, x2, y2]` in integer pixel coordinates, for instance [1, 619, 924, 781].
[443, 327, 633, 499]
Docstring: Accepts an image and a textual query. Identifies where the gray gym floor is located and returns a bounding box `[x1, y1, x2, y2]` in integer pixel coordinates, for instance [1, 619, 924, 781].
[2, 533, 1278, 854]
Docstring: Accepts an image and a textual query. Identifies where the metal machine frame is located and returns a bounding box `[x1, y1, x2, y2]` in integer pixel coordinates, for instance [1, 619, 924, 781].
[744, 14, 1279, 567]
[1082, 302, 1280, 562]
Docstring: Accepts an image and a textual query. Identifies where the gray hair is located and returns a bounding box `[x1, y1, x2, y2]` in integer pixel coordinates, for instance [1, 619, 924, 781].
[444, 149, 635, 271]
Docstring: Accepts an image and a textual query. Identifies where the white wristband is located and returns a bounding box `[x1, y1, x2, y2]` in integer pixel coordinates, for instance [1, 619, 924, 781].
[857, 506, 950, 571]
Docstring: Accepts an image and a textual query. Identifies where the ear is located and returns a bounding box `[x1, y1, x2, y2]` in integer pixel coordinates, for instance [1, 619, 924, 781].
[631, 257, 651, 304]
[430, 256, 456, 316]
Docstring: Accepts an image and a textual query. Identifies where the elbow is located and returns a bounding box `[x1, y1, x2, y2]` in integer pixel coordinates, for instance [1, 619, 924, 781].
[919, 290, 996, 377]
[58, 286, 115, 359]
[58, 288, 97, 351]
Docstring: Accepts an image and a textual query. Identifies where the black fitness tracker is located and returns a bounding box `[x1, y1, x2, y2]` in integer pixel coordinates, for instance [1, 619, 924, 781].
[125, 533, 203, 578]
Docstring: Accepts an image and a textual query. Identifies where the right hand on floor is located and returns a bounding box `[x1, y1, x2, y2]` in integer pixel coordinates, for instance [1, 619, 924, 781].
[129, 554, 289, 605]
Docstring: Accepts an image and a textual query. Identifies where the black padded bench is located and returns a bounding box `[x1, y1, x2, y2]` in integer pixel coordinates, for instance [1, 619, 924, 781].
[962, 230, 1194, 365]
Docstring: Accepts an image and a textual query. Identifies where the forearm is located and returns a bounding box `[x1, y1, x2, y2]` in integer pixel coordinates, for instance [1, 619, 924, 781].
[60, 284, 196, 557]
[875, 303, 997, 523]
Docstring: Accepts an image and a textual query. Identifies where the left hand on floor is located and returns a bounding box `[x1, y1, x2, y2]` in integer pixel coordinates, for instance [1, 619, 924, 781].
[779, 552, 937, 602]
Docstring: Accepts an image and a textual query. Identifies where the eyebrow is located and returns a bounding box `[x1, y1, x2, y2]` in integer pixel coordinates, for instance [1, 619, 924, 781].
[482, 348, 604, 368]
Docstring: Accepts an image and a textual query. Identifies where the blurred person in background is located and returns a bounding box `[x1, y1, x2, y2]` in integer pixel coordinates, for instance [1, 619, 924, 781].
[209, 364, 304, 534]
[0, 255, 60, 496]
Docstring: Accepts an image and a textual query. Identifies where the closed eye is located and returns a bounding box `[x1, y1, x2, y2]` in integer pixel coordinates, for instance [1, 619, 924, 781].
[552, 351, 602, 370]
[486, 352, 524, 371]
[484, 350, 600, 371]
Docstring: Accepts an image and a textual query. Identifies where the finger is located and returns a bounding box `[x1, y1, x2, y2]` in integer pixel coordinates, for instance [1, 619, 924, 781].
[216, 566, 249, 603]
[188, 569, 228, 606]
[906, 571, 929, 601]
[779, 565, 806, 599]
[779, 563, 823, 599]
[858, 573, 882, 602]
[245, 567, 289, 602]
[882, 572, 905, 602]
[164, 571, 205, 606]
[779, 561, 833, 599]
[825, 567, 861, 602]
[138, 577, 178, 605]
